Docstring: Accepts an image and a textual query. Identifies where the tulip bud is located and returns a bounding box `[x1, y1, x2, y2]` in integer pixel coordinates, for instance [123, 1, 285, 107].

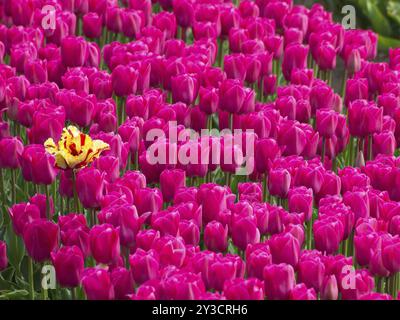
[76, 167, 105, 209]
[110, 267, 134, 300]
[51, 246, 84, 288]
[263, 263, 296, 300]
[0, 136, 23, 169]
[129, 249, 159, 285]
[0, 241, 8, 271]
[59, 213, 90, 257]
[268, 168, 291, 198]
[82, 267, 115, 300]
[224, 278, 264, 300]
[61, 36, 87, 68]
[316, 109, 339, 138]
[23, 219, 59, 262]
[29, 193, 55, 219]
[204, 221, 228, 252]
[89, 223, 120, 265]
[111, 65, 138, 97]
[289, 283, 317, 300]
[160, 169, 186, 203]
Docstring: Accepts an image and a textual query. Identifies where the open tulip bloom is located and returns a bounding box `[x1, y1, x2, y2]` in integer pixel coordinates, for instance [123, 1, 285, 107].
[0, 0, 400, 303]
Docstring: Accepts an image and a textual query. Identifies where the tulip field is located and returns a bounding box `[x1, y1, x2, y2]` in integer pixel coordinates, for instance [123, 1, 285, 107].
[1, 0, 400, 301]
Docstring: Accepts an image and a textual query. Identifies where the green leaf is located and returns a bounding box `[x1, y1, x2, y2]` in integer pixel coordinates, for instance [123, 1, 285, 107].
[378, 34, 400, 51]
[0, 272, 17, 291]
[358, 0, 393, 36]
[387, 1, 400, 26]
[4, 224, 25, 274]
[0, 289, 29, 300]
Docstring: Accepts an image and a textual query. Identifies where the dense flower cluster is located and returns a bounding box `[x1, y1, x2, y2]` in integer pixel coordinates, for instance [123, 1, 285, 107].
[0, 0, 399, 301]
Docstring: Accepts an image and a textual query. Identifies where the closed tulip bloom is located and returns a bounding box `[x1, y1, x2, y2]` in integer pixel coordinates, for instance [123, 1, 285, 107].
[340, 269, 374, 300]
[0, 241, 7, 271]
[89, 223, 120, 265]
[161, 271, 205, 300]
[134, 187, 163, 216]
[51, 246, 84, 288]
[199, 87, 219, 115]
[152, 235, 186, 268]
[151, 210, 180, 237]
[290, 283, 317, 300]
[8, 203, 40, 236]
[231, 215, 260, 251]
[224, 54, 247, 82]
[316, 109, 339, 138]
[89, 71, 112, 100]
[110, 267, 134, 300]
[298, 256, 326, 292]
[171, 73, 199, 105]
[98, 204, 144, 248]
[320, 274, 338, 300]
[76, 167, 105, 209]
[354, 233, 380, 267]
[111, 65, 138, 97]
[316, 41, 336, 71]
[208, 256, 238, 292]
[19, 144, 57, 185]
[61, 36, 87, 68]
[23, 219, 59, 263]
[59, 214, 90, 257]
[269, 232, 300, 268]
[129, 249, 159, 285]
[179, 220, 200, 246]
[282, 44, 308, 81]
[370, 249, 390, 278]
[343, 190, 370, 222]
[83, 12, 102, 39]
[172, 0, 194, 28]
[218, 79, 246, 114]
[24, 59, 47, 84]
[313, 217, 344, 255]
[288, 187, 313, 222]
[246, 246, 272, 280]
[345, 78, 369, 107]
[29, 194, 54, 220]
[263, 263, 296, 300]
[0, 136, 23, 169]
[197, 183, 234, 223]
[28, 105, 66, 145]
[268, 168, 291, 198]
[204, 221, 228, 252]
[373, 131, 396, 157]
[382, 238, 400, 274]
[82, 268, 115, 300]
[135, 229, 160, 251]
[255, 138, 281, 174]
[224, 278, 264, 300]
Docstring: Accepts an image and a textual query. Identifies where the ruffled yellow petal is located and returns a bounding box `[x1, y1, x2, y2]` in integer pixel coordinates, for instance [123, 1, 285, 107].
[44, 125, 110, 169]
[44, 138, 57, 155]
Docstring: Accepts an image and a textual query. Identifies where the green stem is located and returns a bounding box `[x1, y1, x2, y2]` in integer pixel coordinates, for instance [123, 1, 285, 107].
[71, 170, 80, 213]
[263, 173, 268, 202]
[367, 134, 373, 161]
[71, 287, 77, 300]
[45, 184, 51, 220]
[11, 169, 16, 204]
[28, 257, 35, 300]
[341, 69, 348, 105]
[0, 168, 6, 209]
